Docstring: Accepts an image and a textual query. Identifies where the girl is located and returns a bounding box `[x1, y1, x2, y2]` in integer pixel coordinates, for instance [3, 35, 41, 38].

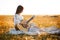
[9, 5, 42, 35]
[14, 5, 28, 31]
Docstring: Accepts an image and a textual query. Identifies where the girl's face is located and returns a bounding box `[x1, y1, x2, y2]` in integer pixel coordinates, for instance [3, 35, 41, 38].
[18, 10, 23, 15]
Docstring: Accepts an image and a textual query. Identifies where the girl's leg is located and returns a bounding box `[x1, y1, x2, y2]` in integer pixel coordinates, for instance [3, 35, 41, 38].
[28, 23, 41, 33]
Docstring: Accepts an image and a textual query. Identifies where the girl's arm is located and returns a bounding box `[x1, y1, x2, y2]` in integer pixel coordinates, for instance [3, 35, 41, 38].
[15, 24, 20, 31]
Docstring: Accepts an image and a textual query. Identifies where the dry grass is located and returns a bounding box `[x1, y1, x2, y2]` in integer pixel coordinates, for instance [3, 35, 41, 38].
[0, 15, 60, 28]
[0, 33, 60, 40]
[0, 15, 60, 40]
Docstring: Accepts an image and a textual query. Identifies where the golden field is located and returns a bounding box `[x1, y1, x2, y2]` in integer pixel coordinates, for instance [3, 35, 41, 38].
[0, 15, 60, 33]
[0, 15, 60, 28]
[0, 15, 60, 40]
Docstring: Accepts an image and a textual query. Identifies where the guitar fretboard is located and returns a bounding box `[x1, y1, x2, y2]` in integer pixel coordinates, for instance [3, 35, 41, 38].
[26, 15, 35, 24]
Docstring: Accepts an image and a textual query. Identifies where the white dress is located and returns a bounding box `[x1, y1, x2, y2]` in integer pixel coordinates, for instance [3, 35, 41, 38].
[9, 14, 41, 35]
[14, 14, 24, 25]
[9, 14, 60, 35]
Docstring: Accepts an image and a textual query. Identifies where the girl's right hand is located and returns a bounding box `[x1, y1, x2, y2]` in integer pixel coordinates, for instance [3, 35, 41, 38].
[19, 20, 29, 28]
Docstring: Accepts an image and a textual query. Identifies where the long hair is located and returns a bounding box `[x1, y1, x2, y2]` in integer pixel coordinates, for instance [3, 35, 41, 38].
[16, 5, 24, 14]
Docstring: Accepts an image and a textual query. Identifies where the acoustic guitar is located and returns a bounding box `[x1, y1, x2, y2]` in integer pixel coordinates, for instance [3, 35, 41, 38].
[17, 15, 35, 32]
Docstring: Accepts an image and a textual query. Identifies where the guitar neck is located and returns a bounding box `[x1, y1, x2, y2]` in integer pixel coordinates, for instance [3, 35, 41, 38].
[26, 15, 35, 24]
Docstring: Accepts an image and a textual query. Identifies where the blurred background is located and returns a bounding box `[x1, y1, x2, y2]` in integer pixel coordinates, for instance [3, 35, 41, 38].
[0, 0, 60, 15]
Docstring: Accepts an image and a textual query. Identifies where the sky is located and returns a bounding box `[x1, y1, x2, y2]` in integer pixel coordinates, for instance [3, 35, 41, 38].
[0, 0, 60, 15]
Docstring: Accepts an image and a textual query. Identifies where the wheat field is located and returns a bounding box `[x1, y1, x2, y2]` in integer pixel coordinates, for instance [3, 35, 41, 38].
[0, 15, 60, 40]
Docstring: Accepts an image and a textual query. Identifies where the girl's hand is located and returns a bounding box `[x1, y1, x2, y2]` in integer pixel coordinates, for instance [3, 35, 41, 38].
[19, 20, 29, 28]
[22, 23, 29, 28]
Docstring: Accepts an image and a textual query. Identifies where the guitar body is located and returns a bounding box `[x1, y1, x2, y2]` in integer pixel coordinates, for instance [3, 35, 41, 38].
[17, 24, 28, 32]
